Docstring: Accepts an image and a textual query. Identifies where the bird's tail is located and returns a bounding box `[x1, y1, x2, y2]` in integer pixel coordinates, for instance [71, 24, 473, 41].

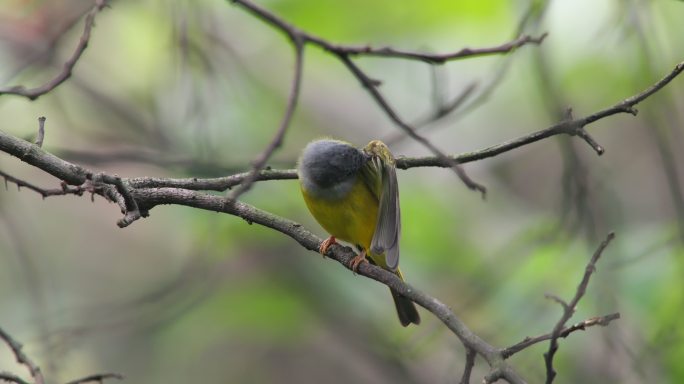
[390, 267, 420, 326]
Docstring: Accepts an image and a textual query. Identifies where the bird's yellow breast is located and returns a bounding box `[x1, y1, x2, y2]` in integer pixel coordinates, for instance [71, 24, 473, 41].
[301, 176, 378, 251]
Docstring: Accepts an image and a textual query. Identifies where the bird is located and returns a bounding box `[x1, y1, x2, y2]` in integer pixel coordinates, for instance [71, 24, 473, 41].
[297, 138, 420, 326]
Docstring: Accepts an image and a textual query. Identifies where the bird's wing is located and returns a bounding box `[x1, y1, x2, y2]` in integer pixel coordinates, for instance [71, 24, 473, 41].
[361, 154, 401, 270]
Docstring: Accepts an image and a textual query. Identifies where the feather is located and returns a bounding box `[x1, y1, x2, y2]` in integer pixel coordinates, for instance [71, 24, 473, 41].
[361, 141, 401, 271]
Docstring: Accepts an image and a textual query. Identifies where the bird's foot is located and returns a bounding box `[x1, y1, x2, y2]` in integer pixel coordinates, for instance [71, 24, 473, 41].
[349, 249, 368, 273]
[319, 236, 337, 258]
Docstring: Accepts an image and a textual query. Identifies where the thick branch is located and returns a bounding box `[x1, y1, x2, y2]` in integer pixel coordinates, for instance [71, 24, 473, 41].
[0, 137, 523, 381]
[131, 186, 522, 381]
[0, 130, 90, 185]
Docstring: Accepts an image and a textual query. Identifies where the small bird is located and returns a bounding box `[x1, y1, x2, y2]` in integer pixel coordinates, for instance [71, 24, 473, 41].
[297, 138, 420, 326]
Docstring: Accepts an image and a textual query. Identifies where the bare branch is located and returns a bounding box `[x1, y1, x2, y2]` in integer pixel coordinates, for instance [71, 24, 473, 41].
[336, 53, 487, 196]
[93, 173, 144, 227]
[0, 130, 627, 384]
[1, 49, 672, 198]
[0, 170, 85, 198]
[544, 232, 616, 383]
[0, 372, 30, 384]
[0, 371, 30, 384]
[2, 63, 682, 200]
[127, 168, 298, 192]
[64, 373, 124, 384]
[397, 59, 684, 168]
[459, 347, 477, 384]
[0, 134, 522, 380]
[0, 327, 122, 384]
[0, 327, 45, 384]
[231, 0, 545, 64]
[0, 0, 109, 100]
[229, 0, 546, 196]
[0, 130, 90, 186]
[34, 117, 46, 148]
[113, 59, 684, 193]
[501, 312, 621, 358]
[318, 33, 547, 64]
[227, 36, 305, 201]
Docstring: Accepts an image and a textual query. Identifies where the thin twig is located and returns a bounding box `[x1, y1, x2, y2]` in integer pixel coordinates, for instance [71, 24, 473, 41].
[35, 117, 46, 148]
[0, 327, 45, 384]
[2, 62, 683, 199]
[325, 33, 548, 64]
[0, 371, 30, 384]
[0, 135, 626, 384]
[117, 61, 684, 192]
[336, 53, 487, 196]
[0, 0, 109, 100]
[227, 36, 305, 201]
[0, 169, 85, 198]
[543, 232, 616, 384]
[411, 82, 478, 129]
[397, 59, 684, 168]
[64, 373, 124, 384]
[459, 347, 477, 384]
[229, 0, 546, 196]
[231, 0, 545, 64]
[501, 312, 620, 358]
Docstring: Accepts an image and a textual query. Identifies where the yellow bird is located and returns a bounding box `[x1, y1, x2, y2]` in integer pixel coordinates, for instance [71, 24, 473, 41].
[297, 139, 420, 326]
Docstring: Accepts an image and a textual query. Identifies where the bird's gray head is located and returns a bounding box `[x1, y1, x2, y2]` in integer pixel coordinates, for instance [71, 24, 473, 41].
[298, 139, 369, 199]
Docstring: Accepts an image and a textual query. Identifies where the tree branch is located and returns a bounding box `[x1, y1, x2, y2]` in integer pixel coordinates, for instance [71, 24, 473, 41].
[0, 125, 625, 383]
[64, 373, 124, 384]
[227, 35, 304, 201]
[459, 347, 477, 384]
[0, 327, 44, 384]
[229, 0, 546, 196]
[230, 0, 545, 64]
[0, 371, 30, 384]
[321, 33, 548, 64]
[0, 139, 526, 381]
[0, 0, 109, 100]
[543, 232, 616, 383]
[398, 60, 684, 168]
[0, 170, 85, 198]
[65, 58, 684, 195]
[0, 327, 123, 384]
[501, 312, 620, 358]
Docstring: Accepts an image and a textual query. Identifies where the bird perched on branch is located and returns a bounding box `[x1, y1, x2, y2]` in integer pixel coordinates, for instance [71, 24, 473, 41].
[297, 138, 420, 326]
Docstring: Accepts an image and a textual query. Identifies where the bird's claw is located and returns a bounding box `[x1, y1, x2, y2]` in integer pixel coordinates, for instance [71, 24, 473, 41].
[319, 236, 337, 258]
[349, 250, 367, 273]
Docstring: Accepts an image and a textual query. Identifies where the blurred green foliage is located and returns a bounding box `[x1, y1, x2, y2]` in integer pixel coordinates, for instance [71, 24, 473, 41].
[1, 0, 684, 383]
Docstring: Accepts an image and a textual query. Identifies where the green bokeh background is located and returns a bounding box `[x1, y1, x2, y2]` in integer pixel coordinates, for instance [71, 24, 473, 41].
[1, 0, 684, 383]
